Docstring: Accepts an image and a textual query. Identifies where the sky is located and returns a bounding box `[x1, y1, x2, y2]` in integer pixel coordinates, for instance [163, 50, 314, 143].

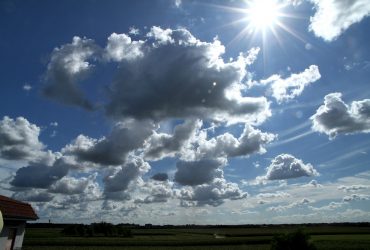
[0, 0, 370, 225]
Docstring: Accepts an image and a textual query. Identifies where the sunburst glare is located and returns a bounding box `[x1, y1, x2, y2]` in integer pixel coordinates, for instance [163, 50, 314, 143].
[245, 0, 281, 32]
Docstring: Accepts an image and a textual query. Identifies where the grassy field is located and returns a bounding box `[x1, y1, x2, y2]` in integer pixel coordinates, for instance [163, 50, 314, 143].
[23, 225, 370, 250]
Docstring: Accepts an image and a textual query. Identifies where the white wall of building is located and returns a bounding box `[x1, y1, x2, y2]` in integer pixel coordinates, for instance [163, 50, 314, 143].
[0, 221, 26, 250]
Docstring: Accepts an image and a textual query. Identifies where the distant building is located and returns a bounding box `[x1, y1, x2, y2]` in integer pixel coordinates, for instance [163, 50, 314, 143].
[0, 195, 38, 250]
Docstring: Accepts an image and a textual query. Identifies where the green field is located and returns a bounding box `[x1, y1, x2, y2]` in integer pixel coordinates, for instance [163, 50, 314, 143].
[23, 225, 370, 250]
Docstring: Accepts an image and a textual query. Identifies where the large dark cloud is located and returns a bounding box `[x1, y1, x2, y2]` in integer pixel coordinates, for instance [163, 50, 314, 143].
[10, 157, 71, 188]
[151, 173, 169, 182]
[103, 157, 150, 199]
[144, 119, 201, 160]
[63, 119, 154, 166]
[42, 27, 270, 123]
[311, 93, 370, 138]
[174, 159, 224, 186]
[106, 27, 270, 123]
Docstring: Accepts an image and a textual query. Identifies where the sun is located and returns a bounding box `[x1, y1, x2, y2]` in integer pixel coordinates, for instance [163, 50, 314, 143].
[245, 0, 281, 31]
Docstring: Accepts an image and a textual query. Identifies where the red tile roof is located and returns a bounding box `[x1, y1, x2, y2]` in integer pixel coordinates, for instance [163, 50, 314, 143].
[0, 195, 38, 220]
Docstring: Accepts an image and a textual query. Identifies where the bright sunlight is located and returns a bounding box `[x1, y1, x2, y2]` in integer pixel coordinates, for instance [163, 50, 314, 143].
[245, 0, 281, 31]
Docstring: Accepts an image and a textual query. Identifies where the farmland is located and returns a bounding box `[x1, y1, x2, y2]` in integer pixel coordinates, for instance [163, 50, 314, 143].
[22, 223, 370, 250]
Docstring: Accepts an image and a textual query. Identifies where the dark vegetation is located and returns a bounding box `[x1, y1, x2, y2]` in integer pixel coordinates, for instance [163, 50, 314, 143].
[270, 229, 316, 250]
[23, 222, 370, 250]
[61, 222, 132, 237]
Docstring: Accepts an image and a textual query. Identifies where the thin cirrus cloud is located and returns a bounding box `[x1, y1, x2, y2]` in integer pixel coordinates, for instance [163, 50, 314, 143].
[311, 93, 370, 138]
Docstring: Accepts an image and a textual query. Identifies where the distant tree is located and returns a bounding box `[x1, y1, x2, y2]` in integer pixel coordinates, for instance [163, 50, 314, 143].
[62, 222, 132, 237]
[270, 229, 317, 250]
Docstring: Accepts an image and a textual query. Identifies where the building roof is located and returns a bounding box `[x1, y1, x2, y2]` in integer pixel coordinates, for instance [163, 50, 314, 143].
[0, 195, 38, 220]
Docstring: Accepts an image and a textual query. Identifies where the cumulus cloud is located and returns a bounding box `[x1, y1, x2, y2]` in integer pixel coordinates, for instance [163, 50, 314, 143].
[303, 180, 322, 188]
[174, 159, 224, 186]
[338, 185, 370, 192]
[43, 36, 99, 110]
[343, 194, 370, 202]
[309, 0, 370, 41]
[257, 65, 321, 103]
[0, 116, 45, 161]
[106, 26, 270, 123]
[311, 93, 370, 138]
[144, 119, 202, 161]
[256, 191, 290, 199]
[63, 119, 154, 166]
[103, 157, 150, 199]
[49, 175, 95, 194]
[12, 189, 54, 202]
[196, 124, 275, 159]
[10, 157, 72, 188]
[179, 178, 247, 207]
[134, 180, 174, 204]
[104, 33, 144, 61]
[268, 198, 313, 212]
[42, 27, 270, 124]
[258, 154, 319, 181]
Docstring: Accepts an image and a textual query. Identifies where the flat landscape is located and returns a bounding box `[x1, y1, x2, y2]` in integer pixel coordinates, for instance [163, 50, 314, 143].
[23, 223, 370, 250]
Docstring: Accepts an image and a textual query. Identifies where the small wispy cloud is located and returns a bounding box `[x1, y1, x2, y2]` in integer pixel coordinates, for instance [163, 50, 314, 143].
[23, 84, 32, 91]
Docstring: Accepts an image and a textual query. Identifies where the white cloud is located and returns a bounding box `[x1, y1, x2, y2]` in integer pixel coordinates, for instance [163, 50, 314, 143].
[257, 65, 321, 103]
[311, 93, 370, 138]
[256, 191, 291, 199]
[12, 189, 54, 202]
[338, 185, 370, 192]
[134, 180, 174, 204]
[105, 33, 144, 61]
[343, 193, 370, 202]
[128, 26, 140, 35]
[49, 175, 95, 195]
[0, 116, 47, 162]
[195, 124, 275, 159]
[179, 178, 247, 207]
[309, 0, 370, 41]
[43, 36, 99, 110]
[23, 84, 32, 91]
[258, 154, 319, 181]
[174, 0, 182, 8]
[267, 198, 313, 212]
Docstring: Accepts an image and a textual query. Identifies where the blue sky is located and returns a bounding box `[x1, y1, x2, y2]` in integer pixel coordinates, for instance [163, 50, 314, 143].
[1, 0, 370, 224]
